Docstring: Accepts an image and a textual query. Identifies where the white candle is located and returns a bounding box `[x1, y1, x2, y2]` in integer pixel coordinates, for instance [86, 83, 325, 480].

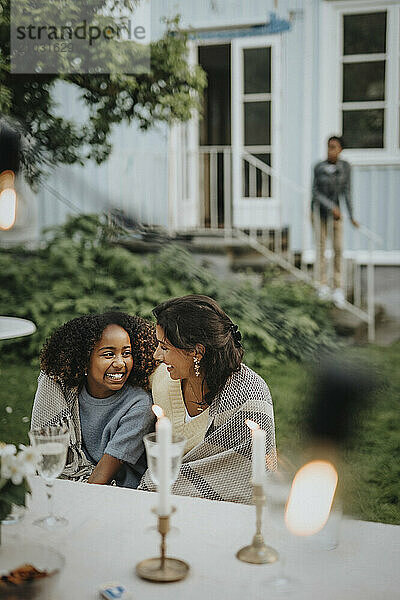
[155, 409, 172, 516]
[246, 419, 266, 485]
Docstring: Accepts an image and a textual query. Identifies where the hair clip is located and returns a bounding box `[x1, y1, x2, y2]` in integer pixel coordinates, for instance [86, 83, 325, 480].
[230, 323, 242, 348]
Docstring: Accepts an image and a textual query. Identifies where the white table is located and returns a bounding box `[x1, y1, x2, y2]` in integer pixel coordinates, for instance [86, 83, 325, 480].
[4, 478, 400, 600]
[0, 316, 36, 340]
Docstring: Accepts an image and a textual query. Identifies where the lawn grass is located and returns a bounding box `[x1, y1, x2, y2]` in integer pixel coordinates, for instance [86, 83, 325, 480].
[0, 343, 399, 525]
[0, 362, 39, 446]
[261, 342, 400, 525]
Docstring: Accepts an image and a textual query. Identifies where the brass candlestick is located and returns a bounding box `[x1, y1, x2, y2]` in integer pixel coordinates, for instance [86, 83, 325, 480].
[136, 508, 189, 582]
[236, 483, 279, 564]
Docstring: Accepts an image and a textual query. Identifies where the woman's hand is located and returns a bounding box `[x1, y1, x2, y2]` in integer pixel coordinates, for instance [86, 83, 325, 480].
[87, 453, 124, 485]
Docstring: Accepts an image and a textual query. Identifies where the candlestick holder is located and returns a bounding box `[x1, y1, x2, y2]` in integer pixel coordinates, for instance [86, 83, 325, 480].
[136, 507, 189, 582]
[236, 483, 279, 564]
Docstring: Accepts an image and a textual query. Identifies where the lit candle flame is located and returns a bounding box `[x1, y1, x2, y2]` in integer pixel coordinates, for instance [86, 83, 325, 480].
[152, 405, 164, 419]
[245, 419, 260, 431]
[285, 460, 338, 536]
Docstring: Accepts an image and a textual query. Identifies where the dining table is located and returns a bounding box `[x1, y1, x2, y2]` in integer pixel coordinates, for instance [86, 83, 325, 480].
[3, 477, 400, 600]
[0, 316, 36, 340]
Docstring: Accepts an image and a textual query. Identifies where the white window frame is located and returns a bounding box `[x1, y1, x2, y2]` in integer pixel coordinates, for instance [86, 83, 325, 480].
[320, 0, 400, 165]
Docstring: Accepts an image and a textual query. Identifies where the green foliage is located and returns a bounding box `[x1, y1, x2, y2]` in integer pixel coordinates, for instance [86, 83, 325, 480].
[0, 477, 30, 521]
[0, 214, 338, 366]
[0, 1, 206, 186]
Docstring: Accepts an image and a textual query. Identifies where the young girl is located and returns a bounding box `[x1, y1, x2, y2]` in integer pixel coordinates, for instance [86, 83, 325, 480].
[31, 311, 157, 488]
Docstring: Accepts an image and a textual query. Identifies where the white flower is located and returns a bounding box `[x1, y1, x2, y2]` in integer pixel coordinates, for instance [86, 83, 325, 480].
[18, 444, 41, 475]
[0, 444, 17, 458]
[9, 461, 24, 485]
[1, 453, 16, 480]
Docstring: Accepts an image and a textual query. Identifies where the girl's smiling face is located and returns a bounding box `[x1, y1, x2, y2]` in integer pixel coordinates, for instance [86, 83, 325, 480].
[154, 325, 194, 380]
[86, 324, 133, 398]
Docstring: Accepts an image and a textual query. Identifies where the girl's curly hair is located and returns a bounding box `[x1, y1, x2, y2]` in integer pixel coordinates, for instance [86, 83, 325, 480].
[40, 312, 157, 391]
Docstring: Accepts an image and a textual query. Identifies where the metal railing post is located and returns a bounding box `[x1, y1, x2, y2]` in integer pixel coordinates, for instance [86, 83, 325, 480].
[367, 236, 375, 342]
[210, 150, 218, 230]
[223, 149, 232, 239]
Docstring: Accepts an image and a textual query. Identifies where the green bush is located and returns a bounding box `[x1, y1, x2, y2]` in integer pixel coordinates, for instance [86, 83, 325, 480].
[0, 214, 338, 365]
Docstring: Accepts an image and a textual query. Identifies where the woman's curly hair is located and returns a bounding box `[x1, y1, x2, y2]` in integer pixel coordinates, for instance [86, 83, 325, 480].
[40, 312, 157, 391]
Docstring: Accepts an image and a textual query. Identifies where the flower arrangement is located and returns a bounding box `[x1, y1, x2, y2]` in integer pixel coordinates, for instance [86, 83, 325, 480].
[0, 443, 40, 523]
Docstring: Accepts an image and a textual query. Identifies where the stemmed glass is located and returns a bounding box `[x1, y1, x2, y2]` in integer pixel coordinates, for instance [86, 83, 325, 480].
[144, 432, 186, 486]
[29, 425, 69, 529]
[143, 432, 186, 535]
[265, 453, 339, 592]
[264, 456, 298, 592]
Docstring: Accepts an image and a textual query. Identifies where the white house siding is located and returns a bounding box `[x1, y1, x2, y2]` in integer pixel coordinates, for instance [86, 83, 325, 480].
[37, 80, 170, 235]
[347, 164, 400, 252]
[2, 0, 399, 260]
[152, 0, 315, 250]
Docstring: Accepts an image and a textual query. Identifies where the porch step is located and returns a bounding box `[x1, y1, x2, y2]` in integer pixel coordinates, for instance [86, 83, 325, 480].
[331, 304, 384, 340]
[175, 227, 289, 254]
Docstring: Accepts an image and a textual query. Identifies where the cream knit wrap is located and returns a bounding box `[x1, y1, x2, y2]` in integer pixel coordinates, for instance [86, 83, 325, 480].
[139, 364, 276, 504]
[31, 371, 94, 481]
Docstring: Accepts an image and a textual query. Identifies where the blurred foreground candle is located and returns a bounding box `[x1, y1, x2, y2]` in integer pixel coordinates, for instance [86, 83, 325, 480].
[152, 405, 172, 516]
[0, 170, 17, 230]
[246, 419, 266, 485]
[285, 460, 338, 536]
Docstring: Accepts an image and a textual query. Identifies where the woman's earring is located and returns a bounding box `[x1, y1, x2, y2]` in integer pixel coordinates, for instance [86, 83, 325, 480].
[193, 356, 200, 377]
[84, 370, 88, 376]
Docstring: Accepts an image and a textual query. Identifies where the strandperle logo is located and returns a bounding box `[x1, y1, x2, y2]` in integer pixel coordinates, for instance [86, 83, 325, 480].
[15, 20, 147, 46]
[10, 0, 151, 74]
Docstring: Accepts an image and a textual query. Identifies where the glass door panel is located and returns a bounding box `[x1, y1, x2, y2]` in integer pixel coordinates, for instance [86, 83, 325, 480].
[232, 36, 280, 228]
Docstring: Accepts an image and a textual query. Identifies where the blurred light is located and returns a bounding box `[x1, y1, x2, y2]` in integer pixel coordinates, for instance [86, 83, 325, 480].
[285, 460, 338, 536]
[0, 170, 17, 230]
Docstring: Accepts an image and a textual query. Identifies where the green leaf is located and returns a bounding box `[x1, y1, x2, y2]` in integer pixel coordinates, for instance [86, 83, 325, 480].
[0, 479, 29, 507]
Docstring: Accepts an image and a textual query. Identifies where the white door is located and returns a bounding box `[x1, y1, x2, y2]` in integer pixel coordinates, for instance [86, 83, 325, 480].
[232, 36, 281, 228]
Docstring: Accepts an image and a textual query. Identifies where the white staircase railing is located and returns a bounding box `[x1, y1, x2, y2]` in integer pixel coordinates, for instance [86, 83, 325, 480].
[191, 146, 383, 341]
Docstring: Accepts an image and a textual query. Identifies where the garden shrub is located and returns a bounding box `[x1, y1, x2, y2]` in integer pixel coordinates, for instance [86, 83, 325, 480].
[0, 214, 338, 366]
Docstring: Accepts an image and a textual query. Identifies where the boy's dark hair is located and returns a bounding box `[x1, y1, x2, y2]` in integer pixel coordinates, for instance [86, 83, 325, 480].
[328, 135, 344, 149]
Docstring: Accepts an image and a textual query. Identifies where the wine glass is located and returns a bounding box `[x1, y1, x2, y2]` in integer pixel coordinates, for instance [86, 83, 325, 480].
[29, 425, 69, 529]
[143, 433, 186, 535]
[144, 432, 186, 486]
[264, 457, 298, 592]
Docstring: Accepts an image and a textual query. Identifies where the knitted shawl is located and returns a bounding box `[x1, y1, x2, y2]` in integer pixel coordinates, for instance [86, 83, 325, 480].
[138, 364, 276, 504]
[31, 371, 94, 481]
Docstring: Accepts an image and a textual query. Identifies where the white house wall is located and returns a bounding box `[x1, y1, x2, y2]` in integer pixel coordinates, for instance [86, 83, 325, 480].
[347, 164, 400, 252]
[2, 0, 399, 257]
[152, 0, 315, 250]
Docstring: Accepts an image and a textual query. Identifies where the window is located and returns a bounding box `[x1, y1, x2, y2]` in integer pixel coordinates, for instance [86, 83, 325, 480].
[341, 11, 387, 148]
[242, 46, 272, 197]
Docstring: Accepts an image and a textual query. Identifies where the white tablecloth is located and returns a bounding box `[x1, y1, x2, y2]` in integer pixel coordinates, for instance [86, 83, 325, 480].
[4, 478, 400, 600]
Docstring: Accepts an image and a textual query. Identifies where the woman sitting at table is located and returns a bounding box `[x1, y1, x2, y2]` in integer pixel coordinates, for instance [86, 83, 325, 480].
[140, 295, 276, 504]
[31, 311, 158, 488]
